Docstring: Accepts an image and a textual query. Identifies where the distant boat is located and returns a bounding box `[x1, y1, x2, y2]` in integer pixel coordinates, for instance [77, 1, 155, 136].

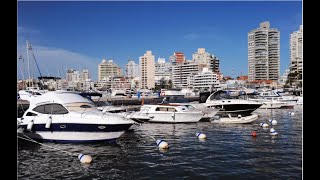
[137, 104, 204, 123]
[210, 114, 258, 124]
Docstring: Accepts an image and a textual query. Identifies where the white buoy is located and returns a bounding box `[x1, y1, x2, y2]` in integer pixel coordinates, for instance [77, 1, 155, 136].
[259, 122, 269, 128]
[196, 132, 206, 139]
[27, 120, 34, 131]
[268, 119, 278, 125]
[289, 112, 295, 116]
[156, 139, 169, 149]
[270, 128, 278, 136]
[45, 117, 52, 129]
[78, 154, 92, 164]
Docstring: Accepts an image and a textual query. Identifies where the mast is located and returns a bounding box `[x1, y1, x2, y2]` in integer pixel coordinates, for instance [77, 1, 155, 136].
[26, 40, 31, 87]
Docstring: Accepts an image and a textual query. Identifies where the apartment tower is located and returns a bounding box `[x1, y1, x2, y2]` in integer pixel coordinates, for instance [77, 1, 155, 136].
[248, 21, 280, 81]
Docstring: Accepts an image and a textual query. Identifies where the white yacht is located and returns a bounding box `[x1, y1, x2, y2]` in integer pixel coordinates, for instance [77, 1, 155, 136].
[138, 104, 204, 123]
[17, 91, 135, 142]
[204, 90, 262, 118]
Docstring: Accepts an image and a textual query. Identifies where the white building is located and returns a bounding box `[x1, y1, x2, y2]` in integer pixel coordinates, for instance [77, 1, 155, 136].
[125, 58, 139, 78]
[81, 69, 90, 81]
[278, 69, 290, 87]
[192, 48, 212, 64]
[155, 57, 172, 85]
[193, 68, 220, 91]
[248, 21, 280, 81]
[139, 51, 155, 89]
[172, 61, 199, 88]
[289, 25, 303, 85]
[98, 59, 122, 82]
[192, 48, 220, 73]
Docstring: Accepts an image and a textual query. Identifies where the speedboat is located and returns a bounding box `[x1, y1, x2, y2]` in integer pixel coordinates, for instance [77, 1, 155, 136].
[204, 90, 262, 118]
[138, 104, 204, 123]
[17, 91, 135, 143]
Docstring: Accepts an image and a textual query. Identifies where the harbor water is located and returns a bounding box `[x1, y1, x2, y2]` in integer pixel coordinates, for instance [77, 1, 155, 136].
[18, 106, 302, 179]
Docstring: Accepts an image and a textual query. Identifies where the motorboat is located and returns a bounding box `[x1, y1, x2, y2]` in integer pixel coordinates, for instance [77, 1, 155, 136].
[204, 90, 262, 118]
[257, 90, 299, 107]
[248, 98, 287, 109]
[137, 104, 204, 123]
[161, 95, 219, 119]
[210, 114, 258, 124]
[17, 91, 135, 142]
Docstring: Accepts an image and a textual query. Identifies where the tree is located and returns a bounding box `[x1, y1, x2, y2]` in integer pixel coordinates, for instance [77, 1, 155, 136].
[160, 78, 166, 89]
[168, 80, 173, 89]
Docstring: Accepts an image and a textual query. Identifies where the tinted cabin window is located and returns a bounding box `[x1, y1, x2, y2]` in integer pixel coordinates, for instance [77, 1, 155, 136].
[33, 104, 68, 114]
[26, 112, 37, 116]
[155, 107, 177, 112]
[80, 105, 92, 108]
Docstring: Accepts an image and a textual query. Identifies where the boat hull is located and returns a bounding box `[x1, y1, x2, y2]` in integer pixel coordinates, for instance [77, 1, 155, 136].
[147, 112, 203, 123]
[18, 123, 132, 142]
[211, 104, 261, 117]
[210, 114, 258, 124]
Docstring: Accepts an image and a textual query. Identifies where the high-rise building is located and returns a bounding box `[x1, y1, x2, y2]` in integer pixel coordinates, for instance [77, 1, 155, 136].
[125, 58, 139, 78]
[98, 59, 122, 81]
[155, 57, 172, 85]
[81, 69, 90, 81]
[172, 61, 199, 88]
[248, 21, 280, 81]
[170, 52, 186, 65]
[289, 25, 302, 86]
[139, 51, 155, 89]
[192, 48, 220, 73]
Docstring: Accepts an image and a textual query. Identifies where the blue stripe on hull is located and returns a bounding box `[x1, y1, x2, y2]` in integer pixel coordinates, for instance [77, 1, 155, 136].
[19, 123, 132, 132]
[39, 138, 118, 143]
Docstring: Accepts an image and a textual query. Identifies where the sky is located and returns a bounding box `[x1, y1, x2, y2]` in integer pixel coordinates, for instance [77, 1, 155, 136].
[17, 1, 302, 81]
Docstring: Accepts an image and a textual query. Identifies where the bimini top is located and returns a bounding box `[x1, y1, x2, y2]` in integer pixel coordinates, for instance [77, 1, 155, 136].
[29, 91, 94, 106]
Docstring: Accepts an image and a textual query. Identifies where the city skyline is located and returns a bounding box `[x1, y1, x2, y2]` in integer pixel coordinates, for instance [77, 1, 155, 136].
[17, 1, 302, 81]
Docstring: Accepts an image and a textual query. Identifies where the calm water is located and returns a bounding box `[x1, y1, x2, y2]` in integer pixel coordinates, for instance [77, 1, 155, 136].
[18, 106, 302, 179]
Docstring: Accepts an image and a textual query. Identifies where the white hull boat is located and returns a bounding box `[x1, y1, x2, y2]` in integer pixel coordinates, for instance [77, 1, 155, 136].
[139, 105, 203, 123]
[210, 114, 258, 124]
[17, 91, 135, 143]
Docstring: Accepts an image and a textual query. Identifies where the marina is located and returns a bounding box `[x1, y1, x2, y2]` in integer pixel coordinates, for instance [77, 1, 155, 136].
[17, 1, 302, 178]
[18, 106, 302, 179]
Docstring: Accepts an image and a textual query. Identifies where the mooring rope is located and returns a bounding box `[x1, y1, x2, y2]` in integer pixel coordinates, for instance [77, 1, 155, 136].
[18, 135, 78, 157]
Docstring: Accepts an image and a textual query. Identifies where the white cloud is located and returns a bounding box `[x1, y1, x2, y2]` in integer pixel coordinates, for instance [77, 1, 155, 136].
[17, 45, 99, 80]
[183, 33, 200, 40]
[18, 26, 40, 35]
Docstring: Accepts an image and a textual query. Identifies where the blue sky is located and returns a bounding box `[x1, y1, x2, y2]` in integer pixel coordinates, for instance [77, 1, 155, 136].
[17, 1, 302, 81]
